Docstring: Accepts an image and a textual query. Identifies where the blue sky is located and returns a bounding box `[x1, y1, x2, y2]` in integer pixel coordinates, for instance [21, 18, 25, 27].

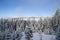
[0, 0, 60, 18]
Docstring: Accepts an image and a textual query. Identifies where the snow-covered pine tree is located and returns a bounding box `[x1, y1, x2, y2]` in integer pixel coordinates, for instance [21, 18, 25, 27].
[25, 26, 33, 40]
[55, 8, 60, 40]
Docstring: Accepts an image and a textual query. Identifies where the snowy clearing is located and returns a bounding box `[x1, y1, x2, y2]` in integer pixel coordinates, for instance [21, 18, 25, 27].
[21, 32, 56, 40]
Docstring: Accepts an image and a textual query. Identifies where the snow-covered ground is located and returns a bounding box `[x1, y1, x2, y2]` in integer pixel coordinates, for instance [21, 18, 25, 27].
[21, 32, 56, 40]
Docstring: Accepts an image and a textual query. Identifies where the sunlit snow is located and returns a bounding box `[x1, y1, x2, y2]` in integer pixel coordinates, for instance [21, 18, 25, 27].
[21, 32, 56, 40]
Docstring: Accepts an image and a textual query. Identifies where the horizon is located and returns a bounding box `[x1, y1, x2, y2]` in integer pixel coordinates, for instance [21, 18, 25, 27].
[0, 16, 52, 18]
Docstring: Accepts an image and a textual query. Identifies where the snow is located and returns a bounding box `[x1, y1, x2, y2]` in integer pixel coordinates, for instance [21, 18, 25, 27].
[21, 32, 56, 40]
[33, 33, 40, 40]
[42, 34, 56, 40]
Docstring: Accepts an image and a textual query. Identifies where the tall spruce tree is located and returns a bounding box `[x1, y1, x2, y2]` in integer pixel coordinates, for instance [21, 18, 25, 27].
[55, 8, 60, 40]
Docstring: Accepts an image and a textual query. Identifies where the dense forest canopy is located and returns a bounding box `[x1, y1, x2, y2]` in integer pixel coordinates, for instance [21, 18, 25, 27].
[0, 8, 60, 40]
[0, 8, 60, 35]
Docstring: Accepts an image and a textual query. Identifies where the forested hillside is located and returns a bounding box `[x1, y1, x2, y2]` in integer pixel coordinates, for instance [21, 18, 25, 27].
[0, 8, 60, 40]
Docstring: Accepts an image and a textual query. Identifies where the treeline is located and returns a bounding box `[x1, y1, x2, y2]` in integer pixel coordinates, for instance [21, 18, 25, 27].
[0, 8, 60, 40]
[0, 17, 57, 35]
[0, 8, 60, 35]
